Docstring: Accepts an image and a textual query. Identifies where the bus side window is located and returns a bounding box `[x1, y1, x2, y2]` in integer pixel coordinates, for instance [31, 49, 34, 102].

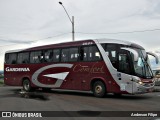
[44, 50, 53, 63]
[23, 53, 29, 63]
[37, 51, 43, 63]
[30, 52, 34, 63]
[88, 46, 102, 61]
[53, 49, 60, 62]
[80, 46, 102, 62]
[17, 52, 29, 64]
[69, 47, 79, 62]
[30, 51, 43, 63]
[61, 48, 69, 62]
[79, 47, 88, 61]
[106, 44, 118, 69]
[17, 53, 23, 64]
[5, 54, 9, 64]
[5, 53, 17, 64]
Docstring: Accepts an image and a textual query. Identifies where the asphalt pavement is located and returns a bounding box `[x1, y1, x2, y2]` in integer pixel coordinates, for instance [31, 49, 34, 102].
[0, 86, 160, 120]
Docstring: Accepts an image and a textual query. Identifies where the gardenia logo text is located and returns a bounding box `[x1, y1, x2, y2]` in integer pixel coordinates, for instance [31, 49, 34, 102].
[5, 67, 30, 72]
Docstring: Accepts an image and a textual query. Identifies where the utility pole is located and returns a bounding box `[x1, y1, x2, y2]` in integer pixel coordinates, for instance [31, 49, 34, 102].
[72, 16, 75, 41]
[59, 2, 75, 41]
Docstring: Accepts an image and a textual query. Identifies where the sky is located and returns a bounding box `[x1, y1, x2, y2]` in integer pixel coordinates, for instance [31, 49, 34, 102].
[0, 0, 160, 70]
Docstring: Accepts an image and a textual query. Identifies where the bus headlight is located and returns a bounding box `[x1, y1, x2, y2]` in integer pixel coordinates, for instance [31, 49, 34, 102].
[138, 81, 143, 85]
[132, 78, 143, 85]
[135, 79, 143, 85]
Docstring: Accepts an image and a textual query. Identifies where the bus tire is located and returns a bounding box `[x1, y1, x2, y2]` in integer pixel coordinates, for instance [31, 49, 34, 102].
[23, 79, 32, 92]
[93, 81, 106, 98]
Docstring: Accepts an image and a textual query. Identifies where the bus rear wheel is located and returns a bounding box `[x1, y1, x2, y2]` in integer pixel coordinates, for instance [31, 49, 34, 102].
[93, 81, 106, 98]
[23, 79, 32, 92]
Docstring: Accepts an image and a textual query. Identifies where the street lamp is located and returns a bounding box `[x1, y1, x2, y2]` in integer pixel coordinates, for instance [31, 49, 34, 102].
[59, 1, 75, 41]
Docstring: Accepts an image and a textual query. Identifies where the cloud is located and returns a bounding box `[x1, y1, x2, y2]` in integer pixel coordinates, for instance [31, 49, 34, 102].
[0, 0, 159, 42]
[0, 0, 160, 70]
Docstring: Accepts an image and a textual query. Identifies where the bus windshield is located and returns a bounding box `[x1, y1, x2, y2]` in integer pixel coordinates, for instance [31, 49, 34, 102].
[101, 43, 153, 78]
[133, 49, 153, 78]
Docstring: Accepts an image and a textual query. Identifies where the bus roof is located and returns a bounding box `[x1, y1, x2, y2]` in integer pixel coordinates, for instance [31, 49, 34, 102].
[5, 38, 144, 53]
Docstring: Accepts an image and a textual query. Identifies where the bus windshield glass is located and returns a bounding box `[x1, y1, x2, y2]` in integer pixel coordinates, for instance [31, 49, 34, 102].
[101, 43, 153, 78]
[133, 48, 153, 78]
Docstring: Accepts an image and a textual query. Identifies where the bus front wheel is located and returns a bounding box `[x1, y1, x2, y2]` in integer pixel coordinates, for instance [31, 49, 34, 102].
[93, 81, 106, 98]
[23, 79, 32, 92]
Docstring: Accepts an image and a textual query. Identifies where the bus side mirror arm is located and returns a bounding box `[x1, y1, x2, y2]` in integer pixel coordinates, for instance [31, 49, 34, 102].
[147, 52, 159, 64]
[120, 47, 139, 61]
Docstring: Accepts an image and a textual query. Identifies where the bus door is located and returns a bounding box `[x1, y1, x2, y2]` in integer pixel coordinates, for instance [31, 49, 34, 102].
[117, 49, 134, 94]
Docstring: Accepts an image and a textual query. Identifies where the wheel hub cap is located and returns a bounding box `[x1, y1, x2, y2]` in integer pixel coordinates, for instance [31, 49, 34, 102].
[95, 85, 102, 94]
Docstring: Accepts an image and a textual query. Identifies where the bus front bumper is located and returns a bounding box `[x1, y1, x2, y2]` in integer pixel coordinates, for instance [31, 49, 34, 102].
[135, 82, 155, 94]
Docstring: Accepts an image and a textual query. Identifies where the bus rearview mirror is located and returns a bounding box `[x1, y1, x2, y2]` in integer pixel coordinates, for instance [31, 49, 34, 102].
[120, 47, 139, 61]
[147, 52, 159, 64]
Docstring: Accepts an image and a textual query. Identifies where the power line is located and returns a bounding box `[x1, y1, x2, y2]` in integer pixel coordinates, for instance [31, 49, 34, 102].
[0, 28, 160, 47]
[76, 28, 160, 34]
[0, 32, 70, 43]
[30, 32, 70, 42]
[0, 32, 70, 47]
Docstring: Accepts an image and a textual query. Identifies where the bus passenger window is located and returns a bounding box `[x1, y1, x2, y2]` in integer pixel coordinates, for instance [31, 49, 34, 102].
[61, 48, 69, 62]
[53, 49, 60, 62]
[88, 46, 102, 61]
[17, 52, 29, 64]
[80, 47, 88, 61]
[105, 44, 118, 69]
[80, 46, 102, 62]
[44, 50, 53, 62]
[30, 51, 43, 63]
[5, 53, 17, 64]
[69, 48, 79, 62]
